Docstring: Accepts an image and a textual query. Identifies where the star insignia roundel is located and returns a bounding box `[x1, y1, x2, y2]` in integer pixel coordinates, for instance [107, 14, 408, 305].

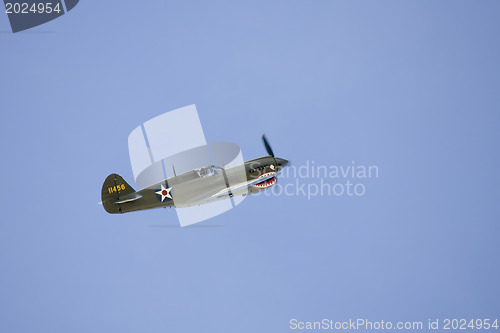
[155, 184, 173, 202]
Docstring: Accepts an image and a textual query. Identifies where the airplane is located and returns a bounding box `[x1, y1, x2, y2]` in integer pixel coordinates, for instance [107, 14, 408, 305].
[101, 135, 288, 215]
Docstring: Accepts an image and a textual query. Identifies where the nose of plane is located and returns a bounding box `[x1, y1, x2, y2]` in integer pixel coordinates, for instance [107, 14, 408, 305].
[274, 158, 288, 169]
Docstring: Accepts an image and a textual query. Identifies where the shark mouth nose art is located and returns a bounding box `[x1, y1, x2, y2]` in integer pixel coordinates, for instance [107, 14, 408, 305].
[252, 171, 277, 189]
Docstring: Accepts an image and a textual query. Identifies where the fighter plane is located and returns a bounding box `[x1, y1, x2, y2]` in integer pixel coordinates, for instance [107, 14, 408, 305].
[101, 135, 288, 214]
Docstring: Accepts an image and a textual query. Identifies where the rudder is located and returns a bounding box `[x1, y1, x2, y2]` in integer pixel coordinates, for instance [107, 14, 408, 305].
[101, 174, 135, 214]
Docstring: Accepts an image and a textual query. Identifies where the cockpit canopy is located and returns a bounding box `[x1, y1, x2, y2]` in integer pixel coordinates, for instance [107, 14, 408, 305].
[195, 165, 223, 178]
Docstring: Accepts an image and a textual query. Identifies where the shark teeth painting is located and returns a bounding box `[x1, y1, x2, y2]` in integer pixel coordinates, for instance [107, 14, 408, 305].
[252, 171, 277, 189]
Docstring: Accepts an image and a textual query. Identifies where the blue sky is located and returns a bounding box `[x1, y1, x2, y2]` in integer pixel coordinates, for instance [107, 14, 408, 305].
[1, 1, 499, 332]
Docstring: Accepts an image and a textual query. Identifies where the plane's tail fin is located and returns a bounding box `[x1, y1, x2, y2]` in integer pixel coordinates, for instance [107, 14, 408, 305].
[101, 174, 136, 214]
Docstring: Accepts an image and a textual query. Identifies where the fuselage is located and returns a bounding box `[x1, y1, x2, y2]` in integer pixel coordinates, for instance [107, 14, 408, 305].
[103, 156, 288, 214]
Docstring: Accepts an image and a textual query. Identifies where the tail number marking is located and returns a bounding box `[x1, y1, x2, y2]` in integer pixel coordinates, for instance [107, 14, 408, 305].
[108, 184, 126, 193]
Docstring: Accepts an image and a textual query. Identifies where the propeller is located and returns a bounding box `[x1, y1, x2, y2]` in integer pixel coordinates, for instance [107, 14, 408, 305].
[261, 133, 275, 157]
[258, 134, 289, 188]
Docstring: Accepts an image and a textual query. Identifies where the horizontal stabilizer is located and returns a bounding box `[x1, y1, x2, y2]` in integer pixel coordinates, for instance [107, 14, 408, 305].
[115, 193, 142, 204]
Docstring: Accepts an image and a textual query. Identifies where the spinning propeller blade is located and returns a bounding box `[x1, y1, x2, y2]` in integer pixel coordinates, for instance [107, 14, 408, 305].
[261, 134, 275, 157]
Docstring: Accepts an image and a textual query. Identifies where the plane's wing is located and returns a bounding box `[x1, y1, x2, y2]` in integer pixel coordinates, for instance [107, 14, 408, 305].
[209, 172, 277, 199]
